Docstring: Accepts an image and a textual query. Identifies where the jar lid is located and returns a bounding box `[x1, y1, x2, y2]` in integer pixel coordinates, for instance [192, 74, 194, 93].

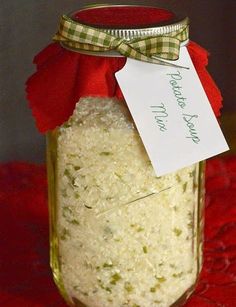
[66, 5, 189, 57]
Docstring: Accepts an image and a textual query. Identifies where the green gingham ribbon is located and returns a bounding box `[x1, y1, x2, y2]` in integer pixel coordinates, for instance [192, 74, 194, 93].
[53, 15, 189, 66]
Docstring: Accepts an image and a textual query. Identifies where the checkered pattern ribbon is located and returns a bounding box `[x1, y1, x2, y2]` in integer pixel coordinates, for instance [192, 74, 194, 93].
[53, 14, 189, 66]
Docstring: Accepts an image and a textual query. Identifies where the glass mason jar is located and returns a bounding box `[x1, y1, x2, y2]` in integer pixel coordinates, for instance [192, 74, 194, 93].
[46, 5, 205, 307]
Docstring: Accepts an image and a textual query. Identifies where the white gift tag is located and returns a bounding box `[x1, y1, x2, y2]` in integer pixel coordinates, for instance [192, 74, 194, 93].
[115, 46, 229, 176]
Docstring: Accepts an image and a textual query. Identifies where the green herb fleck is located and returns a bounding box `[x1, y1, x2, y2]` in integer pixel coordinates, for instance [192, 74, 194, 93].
[188, 211, 193, 218]
[60, 228, 70, 240]
[69, 219, 80, 225]
[143, 246, 148, 254]
[187, 221, 193, 229]
[187, 212, 194, 228]
[100, 152, 112, 156]
[64, 169, 71, 178]
[105, 287, 112, 293]
[68, 154, 77, 158]
[150, 283, 160, 293]
[84, 261, 93, 269]
[182, 182, 188, 192]
[104, 226, 113, 235]
[155, 276, 166, 283]
[124, 282, 133, 293]
[74, 166, 81, 171]
[176, 174, 181, 183]
[63, 123, 71, 128]
[62, 207, 79, 225]
[73, 285, 79, 291]
[137, 226, 144, 232]
[84, 204, 93, 209]
[114, 172, 125, 183]
[106, 197, 113, 201]
[110, 273, 121, 285]
[173, 228, 182, 236]
[114, 172, 122, 179]
[103, 263, 113, 268]
[82, 292, 88, 296]
[99, 280, 112, 293]
[74, 193, 80, 199]
[130, 224, 144, 232]
[172, 272, 183, 278]
[62, 206, 72, 218]
[64, 169, 76, 186]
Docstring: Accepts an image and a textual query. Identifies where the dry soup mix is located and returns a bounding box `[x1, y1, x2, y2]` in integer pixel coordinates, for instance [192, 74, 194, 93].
[26, 5, 228, 307]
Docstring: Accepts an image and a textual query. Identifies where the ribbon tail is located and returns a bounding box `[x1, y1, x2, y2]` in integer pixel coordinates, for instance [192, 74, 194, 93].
[151, 56, 190, 70]
[123, 49, 190, 70]
[117, 41, 190, 69]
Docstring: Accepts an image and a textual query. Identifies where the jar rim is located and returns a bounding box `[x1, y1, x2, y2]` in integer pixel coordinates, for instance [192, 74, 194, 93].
[62, 5, 189, 57]
[70, 5, 189, 35]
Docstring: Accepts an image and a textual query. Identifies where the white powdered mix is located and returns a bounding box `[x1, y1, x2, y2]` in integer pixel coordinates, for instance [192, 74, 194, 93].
[55, 97, 201, 307]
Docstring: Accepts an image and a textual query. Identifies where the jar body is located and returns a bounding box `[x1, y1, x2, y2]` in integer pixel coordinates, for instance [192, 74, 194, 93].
[47, 97, 205, 307]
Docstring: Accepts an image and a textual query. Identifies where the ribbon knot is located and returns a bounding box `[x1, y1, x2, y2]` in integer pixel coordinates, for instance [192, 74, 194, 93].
[110, 37, 125, 50]
[53, 14, 189, 67]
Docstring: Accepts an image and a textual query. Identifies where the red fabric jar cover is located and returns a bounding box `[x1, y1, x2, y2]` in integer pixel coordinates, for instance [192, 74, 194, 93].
[25, 6, 223, 133]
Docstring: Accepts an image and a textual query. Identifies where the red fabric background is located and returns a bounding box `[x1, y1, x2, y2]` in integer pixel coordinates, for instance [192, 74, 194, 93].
[0, 157, 236, 306]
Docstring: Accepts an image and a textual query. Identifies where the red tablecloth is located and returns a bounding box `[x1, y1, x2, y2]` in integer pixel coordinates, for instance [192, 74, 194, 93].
[0, 157, 236, 306]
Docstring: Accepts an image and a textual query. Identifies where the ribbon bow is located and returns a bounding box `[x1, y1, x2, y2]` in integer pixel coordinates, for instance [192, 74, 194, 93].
[53, 15, 189, 67]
